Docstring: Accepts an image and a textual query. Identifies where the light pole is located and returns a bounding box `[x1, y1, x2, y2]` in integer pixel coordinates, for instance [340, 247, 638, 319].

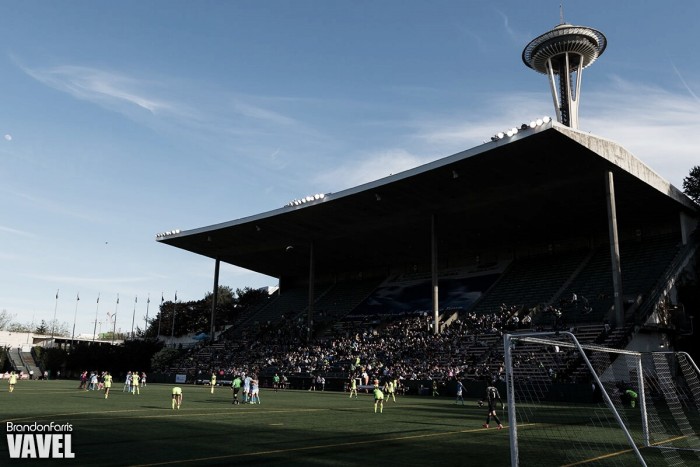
[170, 291, 178, 346]
[144, 294, 150, 338]
[157, 293, 163, 338]
[92, 294, 100, 342]
[71, 293, 80, 347]
[51, 289, 59, 345]
[112, 294, 119, 345]
[130, 296, 137, 339]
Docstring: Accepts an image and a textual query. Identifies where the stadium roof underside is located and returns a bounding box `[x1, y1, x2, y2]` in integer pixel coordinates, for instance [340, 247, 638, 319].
[157, 122, 697, 282]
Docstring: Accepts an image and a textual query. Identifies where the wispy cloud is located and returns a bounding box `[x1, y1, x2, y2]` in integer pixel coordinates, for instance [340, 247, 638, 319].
[671, 62, 700, 104]
[18, 60, 319, 162]
[0, 225, 37, 238]
[21, 64, 175, 114]
[493, 8, 532, 45]
[392, 77, 698, 189]
[232, 100, 298, 126]
[6, 189, 102, 223]
[313, 148, 431, 191]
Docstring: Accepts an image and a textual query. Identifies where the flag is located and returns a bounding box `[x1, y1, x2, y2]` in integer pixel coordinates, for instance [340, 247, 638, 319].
[56, 289, 59, 299]
[147, 297, 151, 304]
[76, 293, 80, 301]
[161, 293, 164, 304]
[135, 296, 138, 304]
[174, 291, 178, 301]
[97, 294, 100, 304]
[117, 294, 120, 304]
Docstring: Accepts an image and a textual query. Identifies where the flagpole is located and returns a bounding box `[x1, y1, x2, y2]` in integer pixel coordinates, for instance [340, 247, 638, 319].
[112, 294, 119, 345]
[92, 294, 100, 342]
[144, 294, 151, 338]
[71, 293, 80, 347]
[131, 296, 137, 339]
[51, 289, 59, 346]
[157, 293, 163, 338]
[170, 291, 178, 346]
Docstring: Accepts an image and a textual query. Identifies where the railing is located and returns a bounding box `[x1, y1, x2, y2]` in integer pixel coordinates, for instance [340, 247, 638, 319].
[635, 232, 699, 326]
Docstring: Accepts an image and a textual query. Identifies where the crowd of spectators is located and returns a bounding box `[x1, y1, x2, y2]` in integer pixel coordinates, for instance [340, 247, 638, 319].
[166, 303, 569, 388]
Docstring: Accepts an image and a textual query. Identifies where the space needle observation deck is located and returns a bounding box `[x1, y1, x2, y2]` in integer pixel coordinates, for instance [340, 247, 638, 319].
[523, 22, 607, 129]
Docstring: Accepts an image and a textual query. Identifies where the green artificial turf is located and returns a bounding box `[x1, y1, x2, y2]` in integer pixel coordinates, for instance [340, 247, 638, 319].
[0, 380, 688, 466]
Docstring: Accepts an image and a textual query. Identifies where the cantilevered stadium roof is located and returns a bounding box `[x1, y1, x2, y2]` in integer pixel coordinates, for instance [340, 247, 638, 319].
[156, 121, 697, 280]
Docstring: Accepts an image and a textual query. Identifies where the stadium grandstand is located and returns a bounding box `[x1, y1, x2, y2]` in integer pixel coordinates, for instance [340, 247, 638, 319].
[155, 119, 698, 391]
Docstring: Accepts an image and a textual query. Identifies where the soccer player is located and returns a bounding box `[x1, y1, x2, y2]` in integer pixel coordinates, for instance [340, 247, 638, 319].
[231, 375, 242, 404]
[626, 388, 638, 408]
[455, 380, 465, 405]
[8, 371, 17, 393]
[89, 372, 98, 391]
[123, 371, 132, 393]
[103, 372, 113, 399]
[272, 373, 280, 392]
[243, 374, 252, 403]
[373, 387, 384, 414]
[384, 379, 396, 402]
[481, 384, 504, 429]
[251, 377, 261, 404]
[349, 377, 358, 399]
[432, 379, 439, 397]
[172, 386, 183, 410]
[131, 371, 140, 395]
[210, 372, 216, 394]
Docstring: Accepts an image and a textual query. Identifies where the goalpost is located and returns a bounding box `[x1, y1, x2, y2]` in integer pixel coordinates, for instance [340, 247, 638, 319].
[503, 331, 700, 466]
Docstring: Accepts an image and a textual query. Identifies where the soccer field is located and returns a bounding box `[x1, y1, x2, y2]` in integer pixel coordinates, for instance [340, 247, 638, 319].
[2, 380, 512, 466]
[3, 380, 689, 466]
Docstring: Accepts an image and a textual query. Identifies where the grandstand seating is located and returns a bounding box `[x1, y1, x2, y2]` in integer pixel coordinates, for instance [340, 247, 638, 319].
[557, 234, 681, 324]
[469, 250, 588, 318]
[162, 233, 691, 392]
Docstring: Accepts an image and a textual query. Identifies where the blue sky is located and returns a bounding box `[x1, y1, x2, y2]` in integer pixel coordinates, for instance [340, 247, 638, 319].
[1, 1, 698, 336]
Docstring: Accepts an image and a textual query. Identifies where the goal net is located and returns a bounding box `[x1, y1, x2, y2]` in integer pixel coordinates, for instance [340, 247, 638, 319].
[503, 331, 700, 466]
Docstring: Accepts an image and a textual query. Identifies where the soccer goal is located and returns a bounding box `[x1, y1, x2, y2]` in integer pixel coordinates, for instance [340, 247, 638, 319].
[503, 331, 700, 466]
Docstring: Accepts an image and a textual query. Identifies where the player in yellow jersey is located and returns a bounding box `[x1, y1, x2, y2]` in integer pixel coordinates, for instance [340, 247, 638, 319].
[8, 371, 17, 393]
[349, 377, 358, 398]
[210, 372, 217, 394]
[172, 386, 183, 409]
[103, 372, 113, 399]
[131, 371, 140, 395]
[373, 387, 384, 413]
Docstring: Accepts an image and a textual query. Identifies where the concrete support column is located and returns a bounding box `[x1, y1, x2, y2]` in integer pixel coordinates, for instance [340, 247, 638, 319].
[605, 171, 624, 326]
[210, 258, 220, 340]
[431, 214, 439, 335]
[308, 241, 315, 342]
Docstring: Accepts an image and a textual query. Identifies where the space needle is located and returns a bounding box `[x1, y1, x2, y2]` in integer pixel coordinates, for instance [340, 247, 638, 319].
[523, 17, 606, 129]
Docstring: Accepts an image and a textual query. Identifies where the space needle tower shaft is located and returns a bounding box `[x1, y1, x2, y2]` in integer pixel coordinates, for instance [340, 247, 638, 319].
[523, 22, 606, 129]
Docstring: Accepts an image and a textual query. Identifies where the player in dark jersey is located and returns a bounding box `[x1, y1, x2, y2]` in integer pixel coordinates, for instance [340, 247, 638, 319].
[481, 385, 504, 429]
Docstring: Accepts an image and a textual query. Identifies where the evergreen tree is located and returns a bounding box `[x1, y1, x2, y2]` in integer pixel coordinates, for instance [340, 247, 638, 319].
[682, 165, 700, 204]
